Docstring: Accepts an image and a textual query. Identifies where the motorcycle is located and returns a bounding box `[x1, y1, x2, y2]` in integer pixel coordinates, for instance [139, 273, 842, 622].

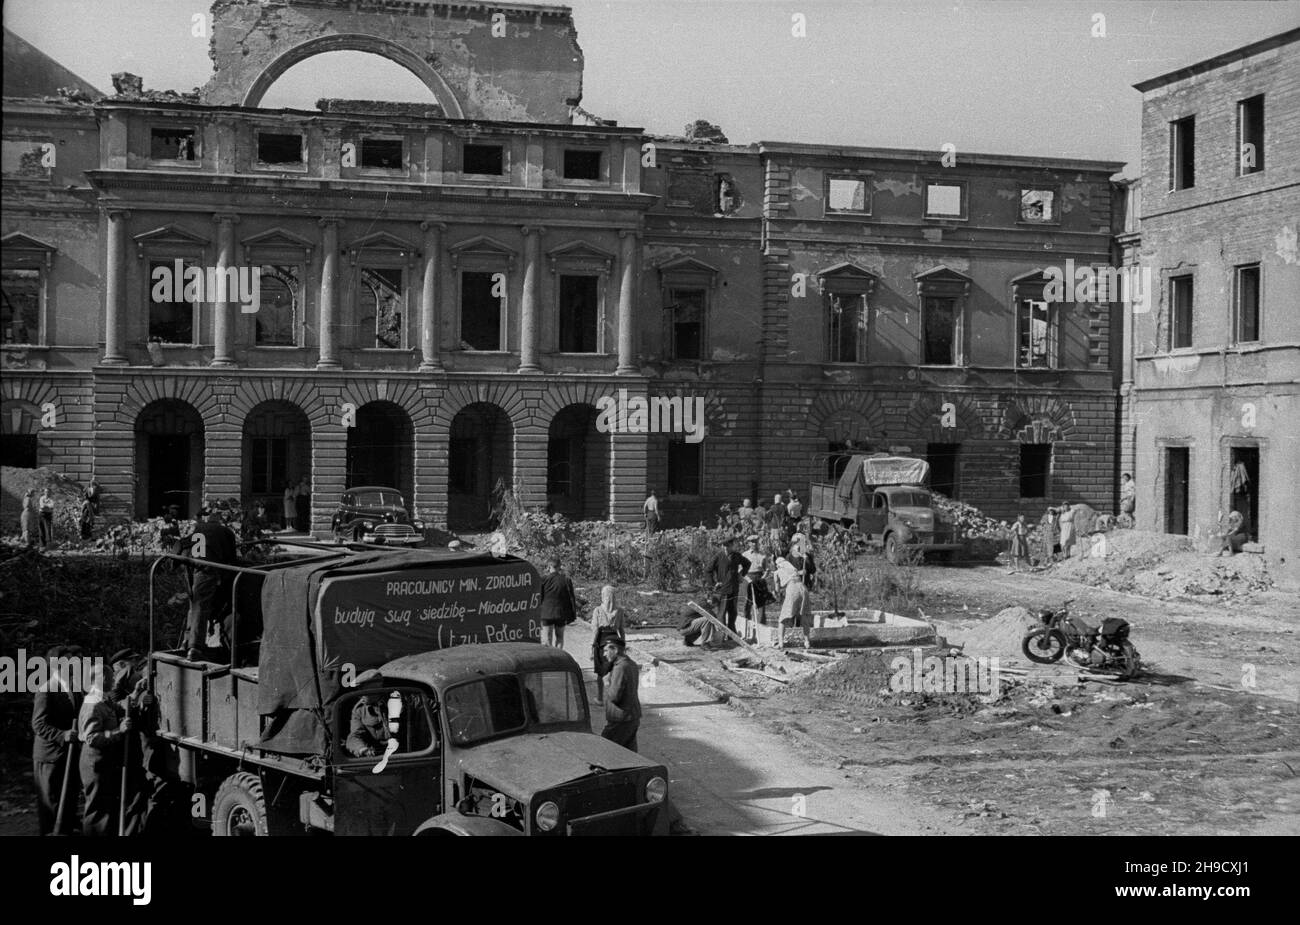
[1021, 604, 1141, 680]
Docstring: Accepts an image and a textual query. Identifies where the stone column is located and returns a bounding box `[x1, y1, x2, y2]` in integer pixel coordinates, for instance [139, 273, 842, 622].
[102, 208, 130, 365]
[317, 218, 342, 369]
[211, 213, 238, 367]
[616, 229, 640, 375]
[518, 225, 542, 373]
[419, 221, 445, 371]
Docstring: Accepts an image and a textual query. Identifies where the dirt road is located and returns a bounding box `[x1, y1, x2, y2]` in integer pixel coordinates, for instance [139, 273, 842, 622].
[565, 624, 960, 835]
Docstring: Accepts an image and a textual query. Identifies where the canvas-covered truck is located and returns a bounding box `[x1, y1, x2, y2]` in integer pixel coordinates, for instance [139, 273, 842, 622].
[147, 545, 669, 836]
[808, 455, 965, 563]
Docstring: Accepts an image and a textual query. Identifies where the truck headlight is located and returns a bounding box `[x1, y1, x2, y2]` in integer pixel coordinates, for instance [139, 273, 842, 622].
[645, 777, 667, 804]
[535, 801, 560, 832]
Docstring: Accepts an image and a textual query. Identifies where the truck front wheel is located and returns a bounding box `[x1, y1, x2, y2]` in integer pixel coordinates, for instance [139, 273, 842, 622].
[212, 771, 268, 836]
[884, 533, 900, 564]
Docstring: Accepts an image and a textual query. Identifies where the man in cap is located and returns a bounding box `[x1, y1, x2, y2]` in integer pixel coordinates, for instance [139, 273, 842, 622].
[709, 535, 748, 634]
[599, 637, 642, 752]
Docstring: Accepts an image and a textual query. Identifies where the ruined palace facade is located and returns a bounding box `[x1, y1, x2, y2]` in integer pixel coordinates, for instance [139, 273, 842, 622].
[1124, 28, 1300, 586]
[3, 0, 1125, 534]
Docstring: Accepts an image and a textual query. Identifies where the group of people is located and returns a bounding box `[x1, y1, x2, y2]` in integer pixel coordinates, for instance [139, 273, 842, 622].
[281, 476, 312, 533]
[19, 480, 101, 547]
[31, 647, 189, 837]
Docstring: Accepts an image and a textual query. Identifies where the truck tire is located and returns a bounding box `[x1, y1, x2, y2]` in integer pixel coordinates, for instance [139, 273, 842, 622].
[884, 533, 900, 564]
[212, 771, 269, 836]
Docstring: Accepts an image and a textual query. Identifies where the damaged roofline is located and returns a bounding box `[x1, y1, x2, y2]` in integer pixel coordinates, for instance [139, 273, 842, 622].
[1133, 26, 1300, 92]
[757, 140, 1125, 175]
[92, 98, 643, 136]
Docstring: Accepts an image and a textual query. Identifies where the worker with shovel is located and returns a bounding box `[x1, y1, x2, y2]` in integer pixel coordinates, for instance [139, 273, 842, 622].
[31, 645, 83, 836]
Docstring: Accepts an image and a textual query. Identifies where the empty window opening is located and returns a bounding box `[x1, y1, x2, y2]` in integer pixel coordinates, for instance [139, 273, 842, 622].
[1229, 446, 1259, 542]
[257, 132, 304, 165]
[361, 137, 403, 169]
[1238, 95, 1264, 175]
[828, 293, 867, 363]
[460, 271, 503, 351]
[151, 127, 198, 161]
[1020, 189, 1055, 222]
[558, 274, 599, 353]
[2, 268, 40, 344]
[925, 183, 963, 217]
[667, 440, 702, 496]
[255, 265, 299, 346]
[148, 259, 195, 344]
[1019, 443, 1051, 498]
[1164, 447, 1189, 535]
[1234, 264, 1260, 343]
[827, 178, 869, 212]
[667, 288, 705, 360]
[1170, 117, 1195, 190]
[923, 296, 957, 365]
[927, 443, 960, 499]
[1170, 276, 1194, 349]
[463, 144, 504, 176]
[361, 267, 404, 348]
[1018, 299, 1057, 368]
[563, 149, 602, 180]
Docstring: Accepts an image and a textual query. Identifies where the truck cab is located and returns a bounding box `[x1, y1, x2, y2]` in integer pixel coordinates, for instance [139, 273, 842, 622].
[150, 546, 669, 836]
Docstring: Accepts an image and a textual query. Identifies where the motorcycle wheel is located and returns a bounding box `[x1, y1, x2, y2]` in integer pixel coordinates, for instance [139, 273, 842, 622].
[1117, 641, 1141, 680]
[1022, 628, 1066, 664]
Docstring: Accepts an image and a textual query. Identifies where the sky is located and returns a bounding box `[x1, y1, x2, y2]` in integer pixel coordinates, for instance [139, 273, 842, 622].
[5, 0, 1298, 177]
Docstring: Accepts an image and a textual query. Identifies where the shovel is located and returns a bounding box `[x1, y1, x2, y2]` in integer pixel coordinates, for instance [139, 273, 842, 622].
[52, 738, 78, 836]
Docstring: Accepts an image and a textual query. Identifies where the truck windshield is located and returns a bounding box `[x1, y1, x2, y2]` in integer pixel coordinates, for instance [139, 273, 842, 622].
[444, 676, 528, 746]
[889, 491, 931, 508]
[523, 670, 587, 726]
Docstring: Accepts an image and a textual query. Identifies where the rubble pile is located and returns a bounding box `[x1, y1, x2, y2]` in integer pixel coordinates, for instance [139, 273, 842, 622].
[944, 606, 1040, 660]
[931, 493, 1005, 540]
[1, 466, 86, 539]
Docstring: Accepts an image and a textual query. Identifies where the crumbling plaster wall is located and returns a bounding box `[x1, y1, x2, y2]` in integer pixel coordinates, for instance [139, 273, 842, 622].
[199, 0, 584, 123]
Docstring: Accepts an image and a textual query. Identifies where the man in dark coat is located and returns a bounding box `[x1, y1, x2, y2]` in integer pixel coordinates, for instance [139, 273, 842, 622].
[600, 638, 641, 752]
[709, 536, 748, 633]
[538, 556, 577, 648]
[184, 505, 239, 660]
[31, 645, 83, 835]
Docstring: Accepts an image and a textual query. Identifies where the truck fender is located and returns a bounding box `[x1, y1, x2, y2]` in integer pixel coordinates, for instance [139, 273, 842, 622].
[413, 812, 524, 837]
[889, 523, 914, 544]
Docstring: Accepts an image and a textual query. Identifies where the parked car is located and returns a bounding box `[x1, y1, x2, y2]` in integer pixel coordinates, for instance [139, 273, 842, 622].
[332, 486, 424, 545]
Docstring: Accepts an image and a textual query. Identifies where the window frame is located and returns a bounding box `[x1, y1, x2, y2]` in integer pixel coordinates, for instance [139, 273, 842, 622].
[355, 134, 407, 176]
[0, 237, 54, 347]
[824, 173, 873, 217]
[253, 129, 307, 172]
[1169, 116, 1195, 191]
[826, 291, 869, 364]
[1018, 443, 1053, 499]
[666, 437, 703, 498]
[461, 141, 508, 179]
[356, 265, 408, 350]
[242, 237, 312, 350]
[1017, 187, 1060, 225]
[664, 286, 707, 362]
[1232, 263, 1261, 345]
[144, 256, 203, 347]
[560, 146, 606, 183]
[1236, 95, 1264, 177]
[1168, 274, 1195, 351]
[921, 296, 961, 366]
[658, 258, 719, 363]
[555, 272, 604, 355]
[1016, 297, 1059, 369]
[923, 179, 968, 221]
[147, 125, 202, 166]
[456, 269, 509, 353]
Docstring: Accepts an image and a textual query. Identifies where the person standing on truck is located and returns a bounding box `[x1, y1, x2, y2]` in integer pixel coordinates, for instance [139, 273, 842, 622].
[600, 637, 641, 752]
[184, 505, 239, 661]
[539, 556, 578, 648]
[31, 645, 83, 836]
[590, 585, 626, 703]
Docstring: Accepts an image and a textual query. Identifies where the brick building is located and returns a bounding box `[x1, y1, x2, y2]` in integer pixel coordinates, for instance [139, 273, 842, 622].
[3, 0, 1125, 536]
[1125, 28, 1300, 587]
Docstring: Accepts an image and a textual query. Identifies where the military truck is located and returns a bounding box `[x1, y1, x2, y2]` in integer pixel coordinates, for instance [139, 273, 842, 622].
[808, 455, 964, 563]
[147, 545, 669, 836]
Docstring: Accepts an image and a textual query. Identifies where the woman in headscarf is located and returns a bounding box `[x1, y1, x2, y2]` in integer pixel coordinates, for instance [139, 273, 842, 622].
[589, 584, 626, 703]
[775, 555, 812, 649]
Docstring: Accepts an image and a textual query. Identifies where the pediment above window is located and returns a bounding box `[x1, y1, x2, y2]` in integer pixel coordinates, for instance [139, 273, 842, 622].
[133, 224, 209, 259]
[657, 255, 719, 288]
[1010, 268, 1052, 300]
[449, 235, 516, 269]
[547, 240, 615, 273]
[817, 261, 878, 294]
[241, 227, 315, 262]
[1, 232, 57, 268]
[348, 231, 418, 265]
[914, 266, 972, 297]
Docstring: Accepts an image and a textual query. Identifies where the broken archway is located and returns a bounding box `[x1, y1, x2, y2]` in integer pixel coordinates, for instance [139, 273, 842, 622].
[447, 403, 513, 531]
[135, 399, 205, 520]
[547, 404, 609, 521]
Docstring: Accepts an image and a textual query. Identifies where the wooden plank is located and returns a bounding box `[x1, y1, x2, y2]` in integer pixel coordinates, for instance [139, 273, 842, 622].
[687, 599, 779, 671]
